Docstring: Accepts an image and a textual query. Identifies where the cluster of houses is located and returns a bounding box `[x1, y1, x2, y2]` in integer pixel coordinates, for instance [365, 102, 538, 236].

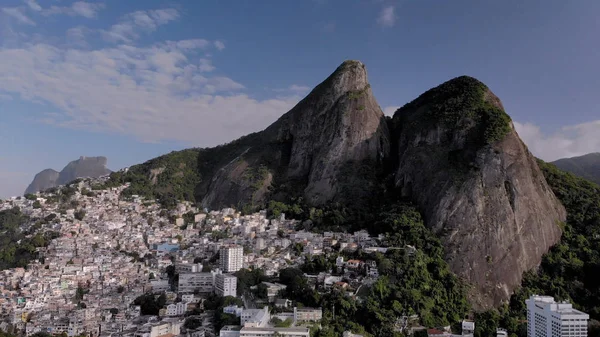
[0, 177, 391, 337]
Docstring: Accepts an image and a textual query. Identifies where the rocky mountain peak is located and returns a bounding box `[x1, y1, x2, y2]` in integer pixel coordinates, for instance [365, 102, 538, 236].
[117, 63, 566, 310]
[392, 76, 566, 309]
[24, 156, 112, 194]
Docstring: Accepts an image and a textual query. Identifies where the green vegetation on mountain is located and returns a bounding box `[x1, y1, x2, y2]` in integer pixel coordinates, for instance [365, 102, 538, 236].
[0, 207, 59, 270]
[396, 75, 512, 145]
[99, 133, 269, 208]
[552, 153, 600, 185]
[274, 202, 469, 337]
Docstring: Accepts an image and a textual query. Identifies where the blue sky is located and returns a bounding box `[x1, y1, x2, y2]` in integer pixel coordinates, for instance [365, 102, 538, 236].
[1, 0, 600, 198]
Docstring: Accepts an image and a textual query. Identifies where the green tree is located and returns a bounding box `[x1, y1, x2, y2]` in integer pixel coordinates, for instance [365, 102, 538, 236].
[74, 210, 86, 221]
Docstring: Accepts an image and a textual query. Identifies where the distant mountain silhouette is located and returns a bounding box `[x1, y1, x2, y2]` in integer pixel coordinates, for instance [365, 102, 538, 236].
[25, 156, 111, 194]
[552, 153, 600, 185]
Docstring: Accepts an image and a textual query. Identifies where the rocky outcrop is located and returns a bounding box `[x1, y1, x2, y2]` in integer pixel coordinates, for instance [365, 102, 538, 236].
[194, 60, 389, 208]
[124, 63, 567, 310]
[24, 156, 111, 194]
[391, 76, 566, 309]
[56, 156, 111, 186]
[263, 60, 390, 204]
[24, 169, 59, 195]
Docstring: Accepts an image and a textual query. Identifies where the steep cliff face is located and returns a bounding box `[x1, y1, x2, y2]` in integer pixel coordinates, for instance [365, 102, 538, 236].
[391, 76, 566, 309]
[57, 156, 111, 185]
[118, 65, 567, 310]
[128, 61, 390, 210]
[24, 169, 59, 195]
[263, 60, 390, 204]
[25, 156, 112, 194]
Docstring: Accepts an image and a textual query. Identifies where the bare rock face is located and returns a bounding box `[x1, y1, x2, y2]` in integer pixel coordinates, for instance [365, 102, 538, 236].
[197, 60, 390, 208]
[124, 65, 566, 310]
[24, 156, 111, 194]
[391, 76, 566, 309]
[264, 60, 390, 204]
[24, 169, 59, 195]
[57, 156, 111, 186]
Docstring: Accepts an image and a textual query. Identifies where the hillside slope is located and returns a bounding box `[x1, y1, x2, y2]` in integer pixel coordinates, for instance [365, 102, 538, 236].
[110, 61, 565, 310]
[552, 153, 600, 185]
[113, 60, 389, 210]
[390, 76, 566, 309]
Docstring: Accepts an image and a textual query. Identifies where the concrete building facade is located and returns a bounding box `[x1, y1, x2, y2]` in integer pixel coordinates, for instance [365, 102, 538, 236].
[526, 295, 589, 337]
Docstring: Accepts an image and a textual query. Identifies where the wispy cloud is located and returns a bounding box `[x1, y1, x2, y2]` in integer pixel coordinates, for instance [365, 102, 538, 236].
[377, 6, 396, 27]
[198, 58, 215, 72]
[214, 40, 225, 51]
[514, 120, 600, 161]
[0, 39, 300, 145]
[24, 0, 42, 12]
[2, 7, 36, 26]
[102, 8, 179, 43]
[274, 84, 311, 95]
[66, 26, 90, 46]
[43, 1, 105, 18]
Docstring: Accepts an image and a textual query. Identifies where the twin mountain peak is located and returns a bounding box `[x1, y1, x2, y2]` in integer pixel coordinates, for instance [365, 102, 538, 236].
[44, 61, 570, 310]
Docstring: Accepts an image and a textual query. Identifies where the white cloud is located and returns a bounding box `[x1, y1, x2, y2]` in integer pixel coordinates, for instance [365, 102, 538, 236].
[377, 6, 396, 27]
[71, 1, 104, 18]
[66, 26, 89, 46]
[198, 58, 215, 72]
[383, 106, 399, 116]
[102, 8, 179, 42]
[288, 85, 310, 93]
[24, 0, 42, 11]
[214, 40, 225, 51]
[514, 120, 600, 161]
[0, 41, 300, 145]
[2, 7, 36, 25]
[43, 1, 105, 18]
[273, 85, 311, 95]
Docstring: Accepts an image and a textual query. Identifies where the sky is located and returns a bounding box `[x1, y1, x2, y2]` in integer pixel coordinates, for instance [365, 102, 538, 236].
[1, 0, 599, 198]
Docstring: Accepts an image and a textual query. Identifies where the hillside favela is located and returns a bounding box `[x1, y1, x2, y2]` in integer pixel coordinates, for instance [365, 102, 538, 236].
[1, 1, 599, 337]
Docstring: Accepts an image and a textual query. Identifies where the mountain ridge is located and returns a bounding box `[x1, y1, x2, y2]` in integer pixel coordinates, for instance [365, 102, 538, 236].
[25, 156, 112, 195]
[105, 60, 566, 310]
[552, 152, 600, 185]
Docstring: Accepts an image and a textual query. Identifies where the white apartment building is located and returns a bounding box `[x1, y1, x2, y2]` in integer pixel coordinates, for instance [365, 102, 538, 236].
[241, 307, 270, 328]
[178, 271, 220, 293]
[220, 245, 244, 272]
[526, 295, 589, 337]
[215, 273, 237, 297]
[166, 302, 188, 316]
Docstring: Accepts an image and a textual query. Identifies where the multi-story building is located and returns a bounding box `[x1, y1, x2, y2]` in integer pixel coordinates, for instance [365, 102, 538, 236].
[241, 307, 270, 328]
[293, 307, 322, 323]
[220, 245, 243, 272]
[178, 271, 218, 294]
[526, 295, 589, 337]
[215, 274, 237, 297]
